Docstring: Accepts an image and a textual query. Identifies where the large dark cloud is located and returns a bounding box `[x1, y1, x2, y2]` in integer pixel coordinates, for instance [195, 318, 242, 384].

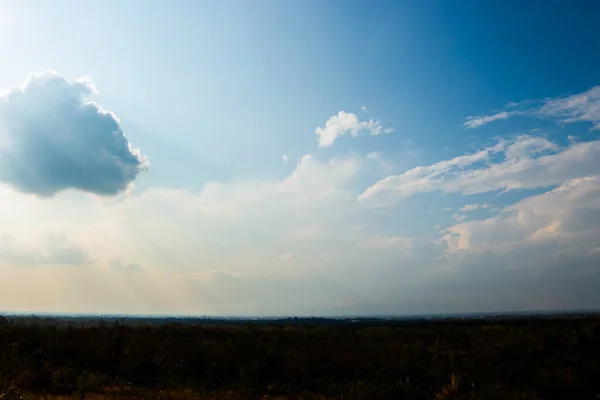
[0, 71, 148, 196]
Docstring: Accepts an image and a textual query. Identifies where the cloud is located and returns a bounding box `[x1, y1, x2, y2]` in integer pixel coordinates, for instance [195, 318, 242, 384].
[3, 78, 600, 315]
[452, 214, 467, 222]
[426, 175, 600, 313]
[361, 106, 368, 112]
[539, 86, 600, 130]
[0, 232, 88, 267]
[442, 176, 600, 254]
[359, 135, 600, 207]
[315, 111, 393, 147]
[358, 138, 504, 205]
[282, 154, 289, 164]
[460, 203, 489, 212]
[0, 71, 148, 197]
[0, 148, 449, 314]
[463, 85, 600, 130]
[110, 259, 144, 274]
[463, 111, 515, 128]
[75, 151, 413, 281]
[503, 135, 559, 161]
[1, 150, 600, 314]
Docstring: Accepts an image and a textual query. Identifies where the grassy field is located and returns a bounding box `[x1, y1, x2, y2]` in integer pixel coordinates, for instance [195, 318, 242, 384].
[1, 316, 600, 399]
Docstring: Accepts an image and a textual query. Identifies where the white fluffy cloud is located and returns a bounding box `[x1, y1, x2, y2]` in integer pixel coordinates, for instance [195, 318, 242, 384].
[315, 111, 393, 147]
[0, 71, 148, 196]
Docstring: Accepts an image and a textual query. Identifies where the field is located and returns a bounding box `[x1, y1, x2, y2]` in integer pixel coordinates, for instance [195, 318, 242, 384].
[1, 315, 600, 399]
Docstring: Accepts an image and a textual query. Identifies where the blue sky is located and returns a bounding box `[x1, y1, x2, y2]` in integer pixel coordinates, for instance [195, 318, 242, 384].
[1, 0, 600, 315]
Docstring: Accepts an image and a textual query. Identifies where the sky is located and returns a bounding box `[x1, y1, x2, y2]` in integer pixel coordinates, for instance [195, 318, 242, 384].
[1, 0, 600, 316]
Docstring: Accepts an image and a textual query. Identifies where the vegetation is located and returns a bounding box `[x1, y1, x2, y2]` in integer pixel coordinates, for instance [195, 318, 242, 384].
[1, 315, 600, 399]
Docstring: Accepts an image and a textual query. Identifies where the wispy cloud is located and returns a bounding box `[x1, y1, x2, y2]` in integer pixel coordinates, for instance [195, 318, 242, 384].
[463, 85, 600, 129]
[538, 86, 600, 130]
[315, 111, 393, 147]
[452, 214, 467, 222]
[463, 111, 517, 128]
[359, 135, 600, 207]
[460, 203, 490, 212]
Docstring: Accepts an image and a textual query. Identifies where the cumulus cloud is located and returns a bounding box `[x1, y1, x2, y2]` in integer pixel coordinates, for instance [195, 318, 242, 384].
[0, 71, 148, 196]
[359, 135, 600, 207]
[426, 175, 600, 313]
[463, 111, 516, 128]
[442, 176, 600, 254]
[315, 111, 393, 147]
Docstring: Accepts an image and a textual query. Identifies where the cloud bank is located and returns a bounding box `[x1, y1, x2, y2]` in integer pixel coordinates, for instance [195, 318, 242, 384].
[0, 232, 88, 267]
[0, 71, 148, 196]
[0, 150, 441, 315]
[1, 76, 600, 315]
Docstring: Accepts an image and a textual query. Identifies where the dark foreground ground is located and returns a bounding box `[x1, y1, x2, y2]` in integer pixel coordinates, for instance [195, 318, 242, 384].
[1, 315, 600, 399]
